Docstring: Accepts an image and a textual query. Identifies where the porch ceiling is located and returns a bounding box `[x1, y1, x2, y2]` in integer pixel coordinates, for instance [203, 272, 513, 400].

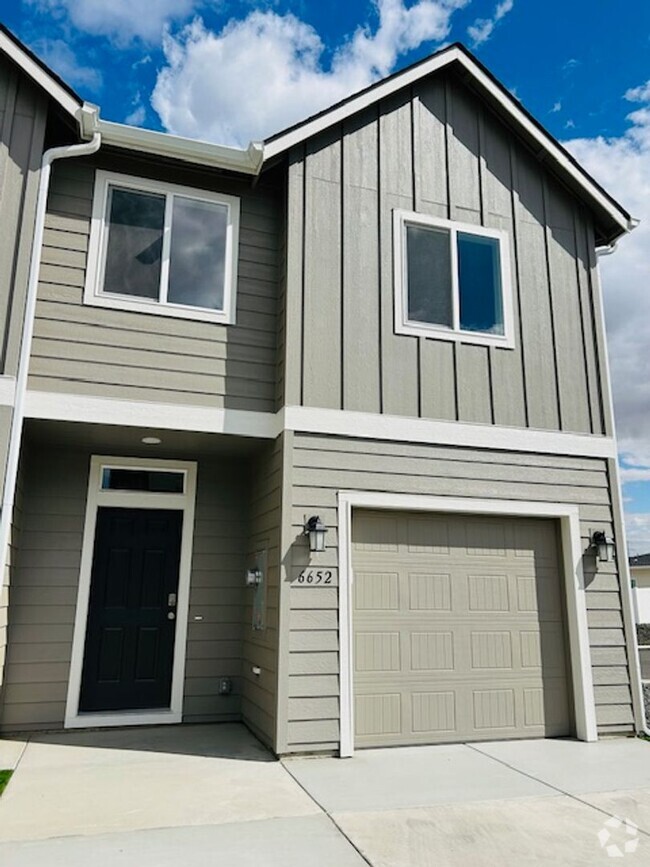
[24, 419, 268, 459]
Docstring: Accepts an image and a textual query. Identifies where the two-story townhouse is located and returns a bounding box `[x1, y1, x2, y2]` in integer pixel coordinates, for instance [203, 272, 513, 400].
[0, 24, 644, 757]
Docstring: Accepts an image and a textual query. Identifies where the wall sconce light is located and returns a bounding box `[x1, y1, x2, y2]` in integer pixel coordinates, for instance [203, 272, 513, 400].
[591, 530, 615, 563]
[304, 515, 327, 553]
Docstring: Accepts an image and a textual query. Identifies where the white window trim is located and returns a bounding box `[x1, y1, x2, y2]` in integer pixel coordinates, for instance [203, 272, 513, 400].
[337, 491, 597, 758]
[84, 170, 240, 325]
[393, 210, 515, 348]
[64, 455, 197, 729]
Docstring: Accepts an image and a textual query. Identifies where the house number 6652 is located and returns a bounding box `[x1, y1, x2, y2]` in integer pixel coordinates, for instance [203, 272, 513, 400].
[294, 569, 333, 585]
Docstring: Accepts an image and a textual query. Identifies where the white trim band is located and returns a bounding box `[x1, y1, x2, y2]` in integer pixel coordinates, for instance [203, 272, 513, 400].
[25, 391, 280, 438]
[24, 392, 618, 458]
[283, 406, 618, 459]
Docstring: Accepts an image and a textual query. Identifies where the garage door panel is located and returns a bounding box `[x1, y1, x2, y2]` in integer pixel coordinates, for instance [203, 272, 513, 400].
[352, 511, 572, 748]
[354, 571, 400, 610]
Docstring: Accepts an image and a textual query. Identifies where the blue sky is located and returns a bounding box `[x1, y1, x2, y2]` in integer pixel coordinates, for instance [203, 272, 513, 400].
[3, 1, 650, 550]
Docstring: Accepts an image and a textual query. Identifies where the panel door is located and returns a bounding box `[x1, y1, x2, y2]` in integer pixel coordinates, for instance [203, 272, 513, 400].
[352, 511, 572, 747]
[79, 507, 183, 713]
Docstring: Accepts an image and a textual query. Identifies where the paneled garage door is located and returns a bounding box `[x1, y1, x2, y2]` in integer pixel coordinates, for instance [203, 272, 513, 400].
[352, 511, 572, 748]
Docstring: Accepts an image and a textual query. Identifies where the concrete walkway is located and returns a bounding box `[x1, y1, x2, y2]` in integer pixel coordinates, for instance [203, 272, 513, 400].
[0, 726, 649, 865]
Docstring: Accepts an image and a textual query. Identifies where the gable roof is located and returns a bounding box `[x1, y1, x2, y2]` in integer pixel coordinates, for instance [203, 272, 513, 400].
[0, 23, 84, 122]
[630, 554, 650, 567]
[264, 42, 633, 246]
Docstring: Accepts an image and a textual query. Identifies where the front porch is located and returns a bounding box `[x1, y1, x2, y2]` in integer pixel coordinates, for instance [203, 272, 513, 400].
[0, 419, 282, 746]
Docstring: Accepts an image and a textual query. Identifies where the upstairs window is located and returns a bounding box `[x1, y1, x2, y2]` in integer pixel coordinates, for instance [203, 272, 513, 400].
[393, 211, 514, 348]
[85, 171, 240, 324]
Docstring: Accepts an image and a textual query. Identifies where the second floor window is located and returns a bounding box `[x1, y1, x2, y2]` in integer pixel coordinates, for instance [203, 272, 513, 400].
[393, 211, 514, 348]
[85, 171, 240, 324]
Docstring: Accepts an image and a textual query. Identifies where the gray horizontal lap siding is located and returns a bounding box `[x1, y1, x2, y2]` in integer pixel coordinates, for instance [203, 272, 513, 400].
[241, 437, 284, 747]
[281, 433, 633, 753]
[0, 443, 249, 732]
[285, 70, 607, 436]
[30, 156, 281, 411]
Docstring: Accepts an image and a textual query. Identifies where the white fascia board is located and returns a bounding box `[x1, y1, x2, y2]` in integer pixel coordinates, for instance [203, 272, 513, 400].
[99, 120, 264, 175]
[262, 46, 630, 235]
[25, 391, 280, 439]
[0, 29, 82, 120]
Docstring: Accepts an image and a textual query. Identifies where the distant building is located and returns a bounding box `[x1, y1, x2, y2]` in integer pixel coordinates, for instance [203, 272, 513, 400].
[630, 554, 650, 624]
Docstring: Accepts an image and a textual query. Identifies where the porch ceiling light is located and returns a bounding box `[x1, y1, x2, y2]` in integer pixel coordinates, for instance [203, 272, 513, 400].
[141, 436, 162, 445]
[591, 530, 615, 563]
[304, 515, 327, 553]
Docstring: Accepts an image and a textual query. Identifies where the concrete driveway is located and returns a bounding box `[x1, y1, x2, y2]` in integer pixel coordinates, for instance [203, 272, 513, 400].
[0, 726, 649, 865]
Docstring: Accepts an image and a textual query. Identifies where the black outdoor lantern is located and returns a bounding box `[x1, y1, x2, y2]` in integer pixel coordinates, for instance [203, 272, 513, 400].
[304, 515, 327, 553]
[591, 530, 616, 563]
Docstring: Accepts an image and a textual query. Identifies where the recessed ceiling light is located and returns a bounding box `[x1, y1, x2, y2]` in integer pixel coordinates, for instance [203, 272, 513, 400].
[141, 436, 162, 445]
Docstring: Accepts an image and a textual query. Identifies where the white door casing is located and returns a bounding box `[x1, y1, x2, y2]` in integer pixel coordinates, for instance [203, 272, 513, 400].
[64, 455, 197, 729]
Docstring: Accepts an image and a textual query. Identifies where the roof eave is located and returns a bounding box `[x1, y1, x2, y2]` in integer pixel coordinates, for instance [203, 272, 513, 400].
[0, 25, 83, 122]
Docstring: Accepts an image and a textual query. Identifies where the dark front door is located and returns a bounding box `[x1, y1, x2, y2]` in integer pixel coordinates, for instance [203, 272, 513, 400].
[79, 507, 183, 713]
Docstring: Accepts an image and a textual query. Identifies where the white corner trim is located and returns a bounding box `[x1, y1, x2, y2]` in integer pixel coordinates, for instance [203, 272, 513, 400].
[64, 455, 197, 729]
[336, 491, 598, 757]
[0, 376, 16, 407]
[24, 391, 280, 438]
[284, 406, 617, 459]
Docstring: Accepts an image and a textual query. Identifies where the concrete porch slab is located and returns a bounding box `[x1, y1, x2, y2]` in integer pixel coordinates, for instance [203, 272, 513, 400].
[333, 795, 648, 867]
[0, 815, 368, 867]
[283, 743, 557, 813]
[472, 737, 650, 795]
[0, 737, 27, 770]
[0, 724, 319, 843]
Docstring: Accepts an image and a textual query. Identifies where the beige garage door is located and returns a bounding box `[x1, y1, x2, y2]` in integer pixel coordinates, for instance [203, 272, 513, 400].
[352, 511, 572, 748]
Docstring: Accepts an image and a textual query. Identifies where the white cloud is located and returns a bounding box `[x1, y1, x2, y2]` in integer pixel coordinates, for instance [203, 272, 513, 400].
[31, 37, 102, 90]
[620, 467, 650, 484]
[564, 88, 650, 487]
[625, 80, 650, 103]
[152, 0, 469, 147]
[623, 513, 650, 555]
[125, 104, 147, 126]
[26, 0, 198, 43]
[467, 0, 514, 47]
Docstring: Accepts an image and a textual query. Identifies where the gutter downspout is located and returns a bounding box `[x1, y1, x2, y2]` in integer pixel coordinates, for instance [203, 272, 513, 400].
[0, 106, 101, 595]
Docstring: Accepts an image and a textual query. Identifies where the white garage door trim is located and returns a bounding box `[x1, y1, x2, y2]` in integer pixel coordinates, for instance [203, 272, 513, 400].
[337, 492, 597, 758]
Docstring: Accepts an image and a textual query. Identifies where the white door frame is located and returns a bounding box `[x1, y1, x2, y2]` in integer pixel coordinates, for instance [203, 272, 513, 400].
[64, 455, 197, 729]
[337, 491, 597, 757]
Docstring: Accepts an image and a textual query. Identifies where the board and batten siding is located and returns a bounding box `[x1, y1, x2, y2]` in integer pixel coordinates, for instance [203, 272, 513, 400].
[241, 437, 284, 747]
[0, 442, 249, 731]
[279, 432, 633, 754]
[30, 154, 281, 412]
[283, 69, 608, 436]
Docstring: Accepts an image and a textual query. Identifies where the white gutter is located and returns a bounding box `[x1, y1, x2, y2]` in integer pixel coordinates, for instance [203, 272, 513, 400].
[99, 120, 263, 175]
[0, 104, 101, 595]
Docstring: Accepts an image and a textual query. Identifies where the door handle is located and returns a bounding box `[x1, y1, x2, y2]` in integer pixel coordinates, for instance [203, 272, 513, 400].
[167, 611, 175, 621]
[168, 593, 177, 608]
